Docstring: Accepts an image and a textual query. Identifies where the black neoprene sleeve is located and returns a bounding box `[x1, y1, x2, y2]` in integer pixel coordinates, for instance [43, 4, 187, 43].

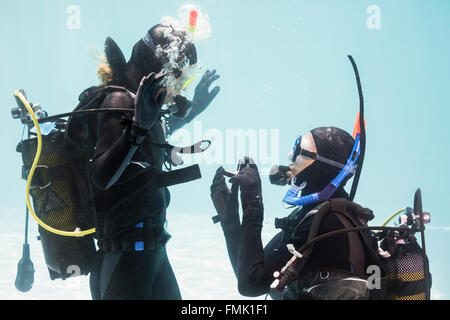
[223, 205, 351, 298]
[91, 91, 141, 190]
[235, 206, 292, 297]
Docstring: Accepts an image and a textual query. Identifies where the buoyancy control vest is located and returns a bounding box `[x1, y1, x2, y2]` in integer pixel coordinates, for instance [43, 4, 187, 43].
[276, 198, 381, 300]
[270, 198, 431, 300]
[16, 85, 203, 280]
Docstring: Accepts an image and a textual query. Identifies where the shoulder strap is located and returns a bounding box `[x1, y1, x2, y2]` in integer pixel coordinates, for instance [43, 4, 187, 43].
[270, 201, 331, 292]
[295, 207, 321, 230]
[65, 86, 135, 153]
[75, 85, 135, 111]
[273, 199, 374, 290]
[329, 199, 366, 276]
[300, 199, 385, 277]
[290, 201, 333, 276]
[331, 199, 385, 273]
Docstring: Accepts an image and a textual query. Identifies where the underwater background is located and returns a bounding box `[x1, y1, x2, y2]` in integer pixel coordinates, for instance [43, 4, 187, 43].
[1, 0, 449, 300]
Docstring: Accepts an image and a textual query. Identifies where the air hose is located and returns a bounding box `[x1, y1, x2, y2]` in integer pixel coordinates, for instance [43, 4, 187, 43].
[14, 90, 96, 237]
[381, 208, 407, 227]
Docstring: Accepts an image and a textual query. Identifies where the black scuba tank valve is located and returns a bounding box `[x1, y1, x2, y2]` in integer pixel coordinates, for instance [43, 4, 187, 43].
[11, 89, 47, 128]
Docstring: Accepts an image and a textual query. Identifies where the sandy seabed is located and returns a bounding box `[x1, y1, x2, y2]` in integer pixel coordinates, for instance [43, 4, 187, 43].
[0, 209, 276, 300]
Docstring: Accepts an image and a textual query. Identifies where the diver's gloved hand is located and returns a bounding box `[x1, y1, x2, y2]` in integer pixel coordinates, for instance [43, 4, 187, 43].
[172, 95, 193, 119]
[230, 157, 263, 218]
[211, 167, 240, 225]
[133, 72, 166, 132]
[185, 69, 221, 123]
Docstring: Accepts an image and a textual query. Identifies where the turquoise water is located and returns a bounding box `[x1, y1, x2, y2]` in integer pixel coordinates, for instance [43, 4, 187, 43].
[1, 0, 449, 299]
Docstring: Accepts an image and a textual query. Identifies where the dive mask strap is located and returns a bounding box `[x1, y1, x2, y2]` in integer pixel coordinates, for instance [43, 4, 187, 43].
[283, 134, 361, 207]
[291, 135, 354, 173]
[142, 32, 157, 52]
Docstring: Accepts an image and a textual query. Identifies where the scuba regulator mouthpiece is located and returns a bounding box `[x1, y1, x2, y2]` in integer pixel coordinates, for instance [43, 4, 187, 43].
[269, 165, 291, 186]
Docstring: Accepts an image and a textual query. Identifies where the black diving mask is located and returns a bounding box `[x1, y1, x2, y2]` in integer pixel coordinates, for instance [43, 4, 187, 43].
[270, 135, 355, 188]
[142, 25, 198, 80]
[290, 135, 353, 172]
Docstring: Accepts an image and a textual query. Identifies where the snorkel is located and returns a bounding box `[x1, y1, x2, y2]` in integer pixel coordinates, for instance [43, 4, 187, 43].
[282, 56, 366, 207]
[181, 10, 200, 91]
[283, 135, 361, 206]
[347, 55, 366, 202]
[188, 9, 198, 36]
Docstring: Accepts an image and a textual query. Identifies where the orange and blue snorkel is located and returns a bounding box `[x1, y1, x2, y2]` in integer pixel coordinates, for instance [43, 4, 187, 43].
[347, 55, 366, 202]
[283, 135, 361, 206]
[283, 56, 366, 207]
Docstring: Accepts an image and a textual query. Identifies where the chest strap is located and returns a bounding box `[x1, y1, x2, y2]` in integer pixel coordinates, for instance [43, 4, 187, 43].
[97, 164, 202, 217]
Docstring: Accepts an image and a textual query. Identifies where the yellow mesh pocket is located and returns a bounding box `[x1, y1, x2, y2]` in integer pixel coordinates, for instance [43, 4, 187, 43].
[393, 292, 426, 300]
[25, 133, 80, 231]
[384, 243, 429, 300]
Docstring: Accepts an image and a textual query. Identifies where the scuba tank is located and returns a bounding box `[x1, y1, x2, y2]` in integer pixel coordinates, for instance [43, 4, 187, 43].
[12, 87, 140, 280]
[13, 90, 97, 280]
[12, 86, 211, 285]
[17, 131, 96, 280]
[270, 189, 432, 300]
[376, 189, 432, 300]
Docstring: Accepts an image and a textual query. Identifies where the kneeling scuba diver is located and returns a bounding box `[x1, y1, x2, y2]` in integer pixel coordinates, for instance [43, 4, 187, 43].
[210, 56, 431, 300]
[13, 21, 220, 299]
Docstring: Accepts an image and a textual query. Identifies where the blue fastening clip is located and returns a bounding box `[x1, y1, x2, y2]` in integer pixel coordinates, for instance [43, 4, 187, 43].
[135, 222, 144, 251]
[134, 241, 144, 251]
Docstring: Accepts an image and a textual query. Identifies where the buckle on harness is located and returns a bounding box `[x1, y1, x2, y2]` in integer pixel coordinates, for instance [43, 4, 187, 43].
[287, 244, 303, 259]
[134, 221, 145, 252]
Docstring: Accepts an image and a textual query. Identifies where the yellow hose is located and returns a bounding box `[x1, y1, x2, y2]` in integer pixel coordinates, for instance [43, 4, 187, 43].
[381, 208, 407, 227]
[15, 90, 96, 237]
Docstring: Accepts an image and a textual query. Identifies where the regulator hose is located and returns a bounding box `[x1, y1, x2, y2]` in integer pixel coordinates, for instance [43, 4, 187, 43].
[381, 207, 407, 227]
[14, 90, 96, 237]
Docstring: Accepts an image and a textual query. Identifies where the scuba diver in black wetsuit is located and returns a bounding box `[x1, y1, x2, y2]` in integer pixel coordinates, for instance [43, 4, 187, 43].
[87, 24, 220, 300]
[211, 128, 370, 298]
[210, 55, 386, 300]
[211, 128, 379, 300]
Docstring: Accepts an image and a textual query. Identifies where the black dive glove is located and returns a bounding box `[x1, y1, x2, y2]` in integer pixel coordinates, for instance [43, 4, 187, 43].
[185, 69, 221, 123]
[229, 157, 263, 220]
[172, 95, 193, 119]
[211, 167, 240, 225]
[133, 73, 166, 134]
